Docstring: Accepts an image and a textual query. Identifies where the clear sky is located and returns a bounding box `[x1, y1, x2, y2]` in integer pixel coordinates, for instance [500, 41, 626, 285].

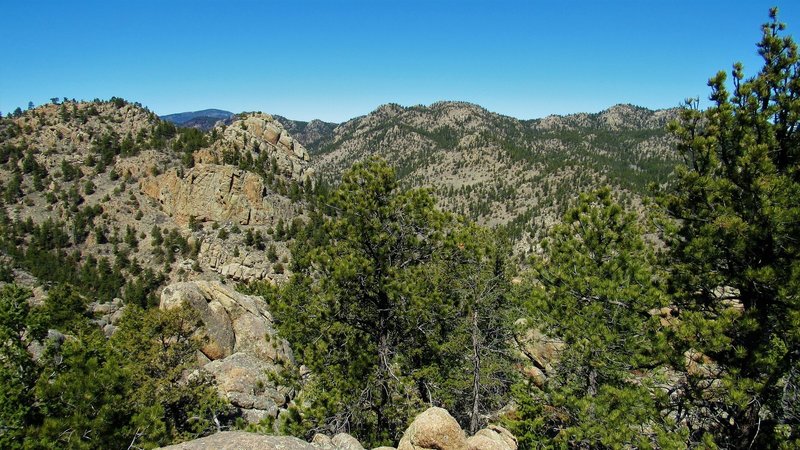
[2, 1, 798, 122]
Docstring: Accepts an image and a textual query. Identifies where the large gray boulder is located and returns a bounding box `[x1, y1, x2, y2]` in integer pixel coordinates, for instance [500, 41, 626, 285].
[160, 280, 293, 363]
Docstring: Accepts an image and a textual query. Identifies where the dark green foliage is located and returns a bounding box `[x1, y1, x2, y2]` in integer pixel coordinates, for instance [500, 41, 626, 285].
[4, 171, 22, 203]
[433, 223, 518, 433]
[658, 9, 800, 447]
[123, 268, 165, 308]
[60, 159, 79, 181]
[270, 158, 517, 445]
[41, 284, 90, 332]
[0, 285, 45, 449]
[125, 224, 138, 249]
[172, 127, 208, 167]
[0, 283, 229, 449]
[188, 215, 201, 232]
[0, 218, 128, 302]
[273, 218, 285, 241]
[151, 225, 163, 246]
[273, 158, 450, 445]
[507, 188, 681, 448]
[90, 132, 122, 170]
[266, 243, 278, 262]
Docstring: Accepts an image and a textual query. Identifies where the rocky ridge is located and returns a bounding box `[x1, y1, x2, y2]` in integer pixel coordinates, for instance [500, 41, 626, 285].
[1, 101, 310, 289]
[200, 112, 315, 185]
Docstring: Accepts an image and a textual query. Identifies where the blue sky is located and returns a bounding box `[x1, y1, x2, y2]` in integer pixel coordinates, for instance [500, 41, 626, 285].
[2, 1, 798, 122]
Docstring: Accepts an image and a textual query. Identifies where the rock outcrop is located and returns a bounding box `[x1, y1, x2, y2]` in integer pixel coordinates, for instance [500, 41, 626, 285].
[88, 297, 126, 337]
[157, 407, 517, 450]
[160, 281, 294, 421]
[465, 425, 517, 450]
[512, 319, 564, 387]
[140, 164, 295, 226]
[198, 239, 289, 284]
[158, 432, 317, 450]
[200, 113, 315, 186]
[397, 407, 466, 450]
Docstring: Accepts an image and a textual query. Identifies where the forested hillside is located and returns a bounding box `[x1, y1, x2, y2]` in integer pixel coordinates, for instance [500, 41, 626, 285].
[290, 101, 679, 252]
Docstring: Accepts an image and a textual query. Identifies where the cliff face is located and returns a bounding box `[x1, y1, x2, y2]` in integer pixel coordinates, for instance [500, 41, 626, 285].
[140, 164, 293, 226]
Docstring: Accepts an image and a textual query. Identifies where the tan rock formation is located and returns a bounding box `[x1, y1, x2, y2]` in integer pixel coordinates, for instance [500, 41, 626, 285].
[203, 113, 315, 186]
[140, 163, 286, 226]
[397, 407, 467, 450]
[160, 280, 292, 363]
[160, 280, 294, 421]
[157, 432, 317, 450]
[465, 426, 517, 450]
[513, 319, 564, 386]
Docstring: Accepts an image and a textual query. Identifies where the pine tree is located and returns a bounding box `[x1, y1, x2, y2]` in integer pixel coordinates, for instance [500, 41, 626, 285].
[509, 188, 682, 448]
[434, 223, 517, 434]
[274, 157, 450, 445]
[659, 8, 800, 447]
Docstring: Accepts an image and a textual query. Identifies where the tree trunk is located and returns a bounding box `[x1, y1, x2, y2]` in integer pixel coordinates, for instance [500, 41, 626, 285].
[588, 367, 597, 397]
[470, 309, 481, 434]
[376, 310, 391, 439]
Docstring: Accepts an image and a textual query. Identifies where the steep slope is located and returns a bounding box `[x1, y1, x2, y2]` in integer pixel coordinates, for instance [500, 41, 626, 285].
[299, 101, 678, 251]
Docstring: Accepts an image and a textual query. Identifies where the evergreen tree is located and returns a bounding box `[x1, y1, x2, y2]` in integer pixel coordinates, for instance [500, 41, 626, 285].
[434, 223, 517, 434]
[659, 9, 800, 447]
[0, 285, 45, 449]
[508, 188, 682, 448]
[274, 158, 450, 445]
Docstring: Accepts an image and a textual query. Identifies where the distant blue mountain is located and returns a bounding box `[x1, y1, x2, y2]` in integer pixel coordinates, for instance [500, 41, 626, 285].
[160, 109, 235, 130]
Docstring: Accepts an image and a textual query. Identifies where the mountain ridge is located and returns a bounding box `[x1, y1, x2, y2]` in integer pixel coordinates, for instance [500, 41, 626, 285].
[276, 100, 679, 253]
